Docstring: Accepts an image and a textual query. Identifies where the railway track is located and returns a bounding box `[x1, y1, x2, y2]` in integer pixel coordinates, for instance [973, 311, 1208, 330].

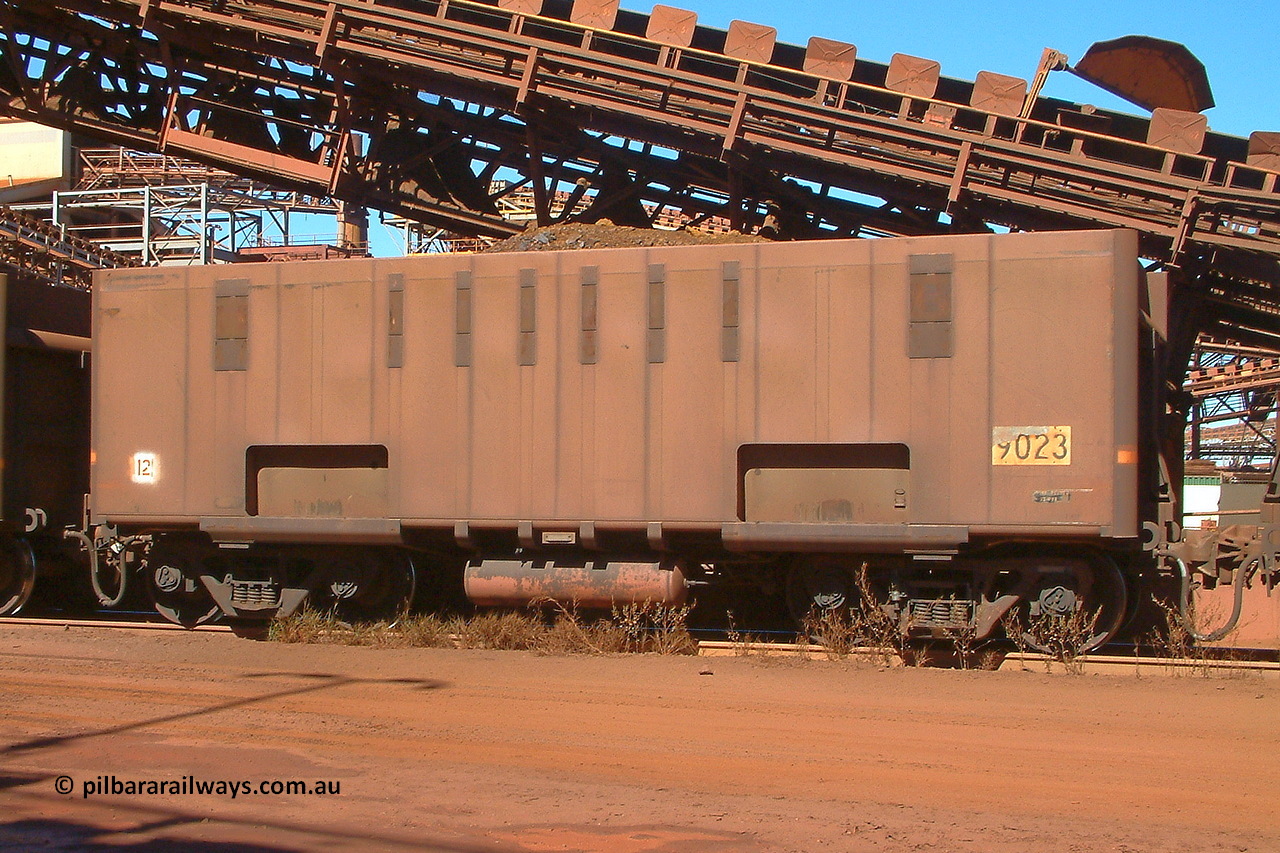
[4, 613, 1276, 674]
[0, 615, 234, 632]
[699, 639, 1280, 675]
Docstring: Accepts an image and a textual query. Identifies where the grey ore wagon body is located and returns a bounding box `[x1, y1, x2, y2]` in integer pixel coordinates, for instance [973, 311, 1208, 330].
[92, 228, 1150, 641]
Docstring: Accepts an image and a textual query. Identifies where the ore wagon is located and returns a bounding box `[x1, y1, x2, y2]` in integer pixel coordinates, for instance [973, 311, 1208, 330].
[93, 229, 1165, 644]
[0, 274, 92, 615]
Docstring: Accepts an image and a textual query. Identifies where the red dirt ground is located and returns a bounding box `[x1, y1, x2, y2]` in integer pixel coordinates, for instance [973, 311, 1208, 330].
[1, 624, 1276, 852]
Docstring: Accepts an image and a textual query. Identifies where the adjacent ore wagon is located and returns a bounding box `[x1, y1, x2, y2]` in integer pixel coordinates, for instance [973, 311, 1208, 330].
[90, 228, 1274, 646]
[0, 274, 91, 615]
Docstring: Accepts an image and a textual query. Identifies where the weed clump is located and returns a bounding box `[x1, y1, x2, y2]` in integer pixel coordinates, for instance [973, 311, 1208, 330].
[942, 613, 980, 670]
[614, 601, 698, 655]
[1143, 596, 1251, 678]
[1148, 597, 1196, 672]
[1001, 607, 1101, 674]
[795, 565, 917, 665]
[268, 601, 696, 656]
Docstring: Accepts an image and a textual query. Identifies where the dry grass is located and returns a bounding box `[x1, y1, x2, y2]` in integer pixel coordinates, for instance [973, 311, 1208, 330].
[1000, 610, 1037, 673]
[945, 624, 980, 670]
[723, 611, 760, 656]
[1143, 595, 1251, 678]
[1148, 597, 1196, 671]
[1000, 606, 1101, 675]
[798, 606, 860, 660]
[795, 565, 919, 666]
[268, 601, 696, 656]
[268, 609, 462, 648]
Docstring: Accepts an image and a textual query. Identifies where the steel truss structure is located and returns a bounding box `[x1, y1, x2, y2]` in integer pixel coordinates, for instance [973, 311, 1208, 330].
[24, 180, 341, 264]
[0, 0, 1278, 380]
[4, 145, 361, 276]
[64, 147, 352, 263]
[75, 146, 338, 209]
[1186, 341, 1280, 467]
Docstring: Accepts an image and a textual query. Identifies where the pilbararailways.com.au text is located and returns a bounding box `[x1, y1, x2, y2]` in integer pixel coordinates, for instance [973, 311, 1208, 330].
[58, 775, 341, 799]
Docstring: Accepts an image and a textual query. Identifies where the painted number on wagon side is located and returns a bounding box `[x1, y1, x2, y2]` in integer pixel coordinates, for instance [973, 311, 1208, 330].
[991, 426, 1071, 466]
[131, 452, 159, 484]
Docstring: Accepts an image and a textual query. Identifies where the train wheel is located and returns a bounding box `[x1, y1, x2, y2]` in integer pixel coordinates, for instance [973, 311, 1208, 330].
[785, 558, 854, 624]
[145, 538, 221, 627]
[310, 549, 416, 626]
[1020, 552, 1127, 653]
[0, 536, 37, 616]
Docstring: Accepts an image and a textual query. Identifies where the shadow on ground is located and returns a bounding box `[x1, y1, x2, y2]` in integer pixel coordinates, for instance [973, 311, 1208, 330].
[0, 672, 447, 757]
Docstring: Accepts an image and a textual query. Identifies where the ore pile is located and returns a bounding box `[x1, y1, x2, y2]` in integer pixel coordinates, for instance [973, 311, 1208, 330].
[482, 220, 768, 253]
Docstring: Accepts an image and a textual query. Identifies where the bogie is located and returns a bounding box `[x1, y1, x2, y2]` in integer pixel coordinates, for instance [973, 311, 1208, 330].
[144, 537, 222, 627]
[780, 547, 1132, 651]
[142, 537, 420, 626]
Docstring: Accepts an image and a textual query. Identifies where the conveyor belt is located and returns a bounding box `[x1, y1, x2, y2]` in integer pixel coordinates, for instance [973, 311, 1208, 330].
[0, 0, 1277, 354]
[0, 203, 138, 288]
[1186, 357, 1280, 399]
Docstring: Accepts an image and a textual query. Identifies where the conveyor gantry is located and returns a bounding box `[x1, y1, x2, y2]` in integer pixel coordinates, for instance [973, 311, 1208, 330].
[0, 0, 1278, 361]
[0, 204, 138, 288]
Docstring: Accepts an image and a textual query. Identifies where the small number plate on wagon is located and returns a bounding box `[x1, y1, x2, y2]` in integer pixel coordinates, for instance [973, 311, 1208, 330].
[991, 426, 1071, 466]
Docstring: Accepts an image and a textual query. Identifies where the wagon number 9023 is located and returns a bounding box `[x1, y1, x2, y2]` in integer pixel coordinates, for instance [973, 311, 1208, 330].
[991, 426, 1071, 466]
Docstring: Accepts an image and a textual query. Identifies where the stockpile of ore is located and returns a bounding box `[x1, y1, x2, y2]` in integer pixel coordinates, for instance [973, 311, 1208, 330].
[483, 220, 768, 253]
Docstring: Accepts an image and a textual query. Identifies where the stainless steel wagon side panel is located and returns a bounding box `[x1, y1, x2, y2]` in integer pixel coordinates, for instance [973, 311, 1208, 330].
[91, 230, 1139, 544]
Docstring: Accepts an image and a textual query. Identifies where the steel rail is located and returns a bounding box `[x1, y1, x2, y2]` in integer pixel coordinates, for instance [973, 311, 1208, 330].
[696, 640, 1280, 674]
[1, 617, 1273, 672]
[0, 615, 234, 632]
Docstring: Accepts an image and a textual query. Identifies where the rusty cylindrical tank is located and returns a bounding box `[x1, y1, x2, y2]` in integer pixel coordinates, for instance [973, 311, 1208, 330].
[463, 558, 688, 608]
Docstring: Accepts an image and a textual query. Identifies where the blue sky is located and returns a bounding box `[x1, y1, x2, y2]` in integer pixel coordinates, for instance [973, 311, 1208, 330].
[665, 0, 1277, 138]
